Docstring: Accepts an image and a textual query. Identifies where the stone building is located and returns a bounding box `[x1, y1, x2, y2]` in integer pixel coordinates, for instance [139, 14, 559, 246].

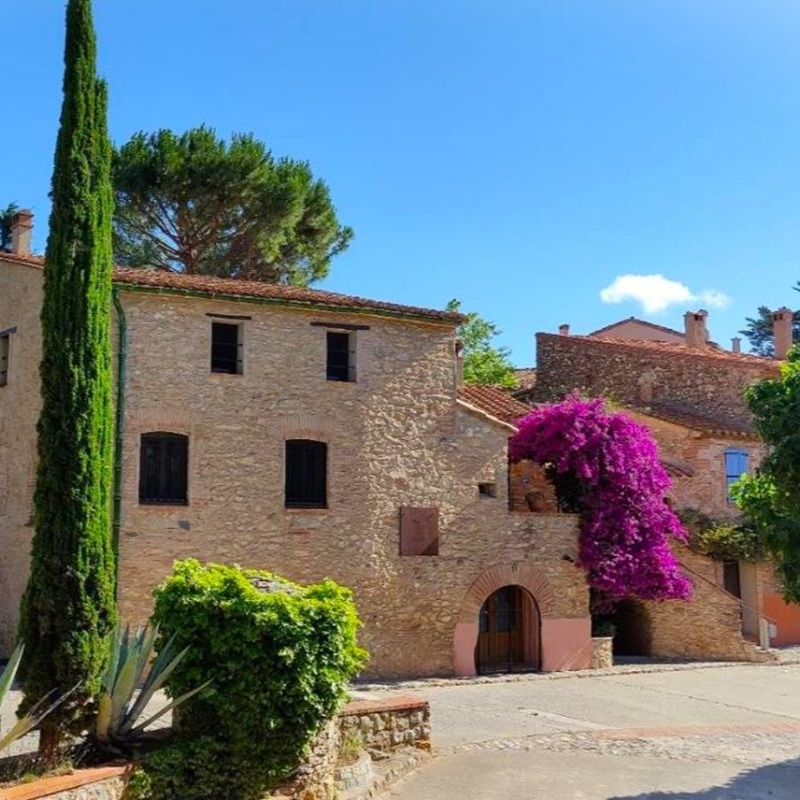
[0, 211, 589, 679]
[532, 308, 800, 657]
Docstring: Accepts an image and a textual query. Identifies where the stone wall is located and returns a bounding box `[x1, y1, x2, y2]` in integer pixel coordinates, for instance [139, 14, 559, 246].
[535, 332, 778, 417]
[0, 260, 43, 652]
[339, 697, 431, 756]
[623, 411, 766, 520]
[0, 264, 591, 677]
[644, 545, 771, 662]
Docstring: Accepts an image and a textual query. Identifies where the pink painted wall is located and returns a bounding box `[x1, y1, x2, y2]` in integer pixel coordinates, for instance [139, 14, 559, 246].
[452, 616, 592, 676]
[540, 617, 592, 671]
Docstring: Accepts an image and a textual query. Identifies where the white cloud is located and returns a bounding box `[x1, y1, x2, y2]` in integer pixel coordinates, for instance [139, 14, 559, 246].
[599, 274, 731, 314]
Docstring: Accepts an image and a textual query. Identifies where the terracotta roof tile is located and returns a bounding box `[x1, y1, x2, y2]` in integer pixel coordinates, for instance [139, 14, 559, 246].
[0, 253, 462, 324]
[627, 400, 758, 438]
[458, 385, 531, 428]
[514, 367, 537, 391]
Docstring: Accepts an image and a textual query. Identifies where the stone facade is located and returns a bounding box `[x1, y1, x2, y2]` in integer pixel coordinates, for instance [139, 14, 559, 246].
[535, 332, 778, 417]
[532, 325, 800, 654]
[0, 255, 590, 678]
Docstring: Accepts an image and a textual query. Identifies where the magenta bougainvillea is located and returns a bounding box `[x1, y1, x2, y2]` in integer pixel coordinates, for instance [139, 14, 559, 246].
[510, 393, 691, 604]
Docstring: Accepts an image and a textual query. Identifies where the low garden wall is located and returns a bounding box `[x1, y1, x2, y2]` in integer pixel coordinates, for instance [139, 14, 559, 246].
[0, 766, 129, 800]
[271, 695, 431, 800]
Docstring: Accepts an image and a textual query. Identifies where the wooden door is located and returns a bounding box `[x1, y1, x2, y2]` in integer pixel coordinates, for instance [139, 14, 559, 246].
[476, 586, 525, 673]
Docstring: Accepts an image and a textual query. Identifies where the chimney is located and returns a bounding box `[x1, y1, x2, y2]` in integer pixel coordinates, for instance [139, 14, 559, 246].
[731, 337, 741, 353]
[772, 307, 793, 360]
[455, 339, 464, 387]
[683, 309, 709, 348]
[558, 324, 570, 336]
[10, 209, 33, 255]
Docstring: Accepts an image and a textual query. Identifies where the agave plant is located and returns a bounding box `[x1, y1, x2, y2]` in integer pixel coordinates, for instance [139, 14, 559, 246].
[95, 625, 210, 745]
[0, 643, 72, 753]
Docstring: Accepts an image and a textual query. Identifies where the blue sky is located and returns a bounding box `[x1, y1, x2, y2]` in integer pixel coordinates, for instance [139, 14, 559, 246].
[4, 1, 800, 366]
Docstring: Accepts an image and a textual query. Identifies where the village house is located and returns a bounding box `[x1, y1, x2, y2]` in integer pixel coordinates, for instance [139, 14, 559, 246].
[531, 309, 800, 659]
[0, 210, 590, 679]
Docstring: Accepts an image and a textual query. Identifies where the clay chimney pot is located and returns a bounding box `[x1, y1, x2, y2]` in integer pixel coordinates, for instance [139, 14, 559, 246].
[10, 209, 33, 255]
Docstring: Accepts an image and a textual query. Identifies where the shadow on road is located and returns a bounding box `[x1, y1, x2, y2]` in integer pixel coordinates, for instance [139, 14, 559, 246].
[610, 756, 800, 799]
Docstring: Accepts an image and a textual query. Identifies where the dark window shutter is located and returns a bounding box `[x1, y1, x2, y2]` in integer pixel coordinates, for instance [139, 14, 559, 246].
[399, 507, 439, 556]
[139, 433, 189, 504]
[285, 440, 327, 508]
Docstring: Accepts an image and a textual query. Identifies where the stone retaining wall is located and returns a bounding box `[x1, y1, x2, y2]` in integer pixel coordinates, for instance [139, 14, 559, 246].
[270, 695, 430, 800]
[339, 696, 431, 757]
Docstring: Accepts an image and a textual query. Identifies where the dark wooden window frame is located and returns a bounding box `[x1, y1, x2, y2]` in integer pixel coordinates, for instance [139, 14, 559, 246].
[210, 321, 243, 375]
[139, 432, 189, 505]
[285, 439, 328, 509]
[326, 331, 356, 382]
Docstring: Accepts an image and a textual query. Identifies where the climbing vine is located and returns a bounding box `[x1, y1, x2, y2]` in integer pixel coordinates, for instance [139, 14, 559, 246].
[510, 394, 692, 606]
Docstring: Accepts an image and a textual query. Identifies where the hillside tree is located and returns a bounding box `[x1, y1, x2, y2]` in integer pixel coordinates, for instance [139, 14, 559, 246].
[740, 294, 800, 356]
[112, 126, 353, 286]
[18, 0, 117, 748]
[448, 299, 518, 388]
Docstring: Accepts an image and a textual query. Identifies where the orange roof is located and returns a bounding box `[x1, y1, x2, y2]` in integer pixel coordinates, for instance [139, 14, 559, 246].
[627, 401, 759, 438]
[540, 332, 779, 369]
[0, 252, 462, 324]
[458, 385, 531, 428]
[514, 367, 537, 391]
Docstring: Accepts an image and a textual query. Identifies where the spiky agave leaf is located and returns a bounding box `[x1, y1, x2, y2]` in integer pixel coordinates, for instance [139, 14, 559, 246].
[0, 683, 77, 753]
[129, 679, 213, 736]
[0, 643, 24, 706]
[96, 626, 209, 744]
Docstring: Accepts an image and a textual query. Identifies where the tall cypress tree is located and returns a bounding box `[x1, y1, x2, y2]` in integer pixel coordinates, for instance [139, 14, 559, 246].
[18, 0, 117, 744]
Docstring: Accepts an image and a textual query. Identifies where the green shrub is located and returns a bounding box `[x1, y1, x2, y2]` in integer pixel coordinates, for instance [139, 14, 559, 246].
[145, 560, 367, 799]
[679, 507, 766, 562]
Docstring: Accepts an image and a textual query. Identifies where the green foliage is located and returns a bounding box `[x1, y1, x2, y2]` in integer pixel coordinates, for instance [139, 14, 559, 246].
[732, 348, 800, 602]
[0, 644, 72, 753]
[447, 299, 517, 388]
[739, 299, 800, 356]
[18, 0, 117, 738]
[146, 560, 368, 799]
[0, 202, 19, 251]
[95, 626, 210, 748]
[112, 126, 353, 286]
[679, 507, 766, 563]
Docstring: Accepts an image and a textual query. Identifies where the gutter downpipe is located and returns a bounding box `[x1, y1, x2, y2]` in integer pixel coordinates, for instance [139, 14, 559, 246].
[111, 289, 127, 597]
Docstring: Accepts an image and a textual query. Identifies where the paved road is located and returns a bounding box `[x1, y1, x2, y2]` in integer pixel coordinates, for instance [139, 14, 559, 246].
[377, 663, 800, 800]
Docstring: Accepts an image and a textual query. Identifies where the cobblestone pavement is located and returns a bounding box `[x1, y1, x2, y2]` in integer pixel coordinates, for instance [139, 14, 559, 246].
[377, 662, 800, 799]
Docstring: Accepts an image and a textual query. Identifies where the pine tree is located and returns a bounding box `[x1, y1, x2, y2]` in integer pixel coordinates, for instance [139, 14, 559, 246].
[18, 0, 117, 746]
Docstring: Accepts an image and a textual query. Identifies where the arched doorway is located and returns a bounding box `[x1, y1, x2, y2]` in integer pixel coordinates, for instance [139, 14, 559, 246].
[475, 585, 540, 673]
[612, 599, 653, 656]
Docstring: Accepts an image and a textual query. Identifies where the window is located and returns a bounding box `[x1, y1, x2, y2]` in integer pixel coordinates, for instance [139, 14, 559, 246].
[723, 561, 742, 598]
[326, 331, 356, 382]
[211, 322, 242, 374]
[478, 482, 497, 498]
[285, 439, 327, 508]
[725, 448, 749, 501]
[0, 334, 8, 387]
[139, 433, 189, 505]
